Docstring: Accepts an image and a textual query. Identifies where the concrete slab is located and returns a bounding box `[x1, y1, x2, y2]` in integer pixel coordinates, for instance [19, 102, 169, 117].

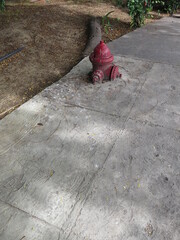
[108, 17, 180, 65]
[0, 17, 180, 240]
[0, 95, 123, 238]
[44, 56, 153, 119]
[48, 56, 180, 130]
[129, 63, 180, 130]
[173, 14, 180, 18]
[0, 201, 59, 240]
[69, 119, 180, 240]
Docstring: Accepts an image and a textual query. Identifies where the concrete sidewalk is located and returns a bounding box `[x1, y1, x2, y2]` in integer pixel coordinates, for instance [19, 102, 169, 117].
[0, 17, 179, 240]
[108, 17, 180, 65]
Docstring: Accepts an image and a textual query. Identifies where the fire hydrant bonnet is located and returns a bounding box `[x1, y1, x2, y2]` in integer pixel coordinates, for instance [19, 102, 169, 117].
[90, 41, 114, 64]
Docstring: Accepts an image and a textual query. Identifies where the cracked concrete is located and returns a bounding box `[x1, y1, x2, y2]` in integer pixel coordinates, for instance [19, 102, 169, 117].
[0, 17, 180, 240]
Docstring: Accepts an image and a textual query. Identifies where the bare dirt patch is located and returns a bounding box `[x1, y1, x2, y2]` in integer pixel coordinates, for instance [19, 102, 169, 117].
[0, 0, 162, 118]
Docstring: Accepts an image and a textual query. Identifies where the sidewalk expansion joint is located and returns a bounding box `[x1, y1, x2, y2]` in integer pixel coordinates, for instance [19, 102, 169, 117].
[0, 199, 61, 232]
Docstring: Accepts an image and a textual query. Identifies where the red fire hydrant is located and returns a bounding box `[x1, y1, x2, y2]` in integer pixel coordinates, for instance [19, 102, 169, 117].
[89, 40, 121, 84]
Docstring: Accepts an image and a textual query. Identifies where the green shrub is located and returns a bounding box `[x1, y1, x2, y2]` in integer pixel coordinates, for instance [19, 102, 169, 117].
[0, 0, 5, 11]
[150, 0, 179, 14]
[167, 0, 180, 14]
[128, 0, 179, 28]
[128, 0, 148, 28]
[115, 0, 123, 6]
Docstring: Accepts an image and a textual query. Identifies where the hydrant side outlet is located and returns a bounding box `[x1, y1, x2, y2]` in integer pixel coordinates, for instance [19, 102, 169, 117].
[89, 41, 121, 84]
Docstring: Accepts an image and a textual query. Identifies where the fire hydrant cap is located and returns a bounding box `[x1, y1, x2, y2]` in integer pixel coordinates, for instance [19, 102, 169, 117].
[90, 41, 114, 64]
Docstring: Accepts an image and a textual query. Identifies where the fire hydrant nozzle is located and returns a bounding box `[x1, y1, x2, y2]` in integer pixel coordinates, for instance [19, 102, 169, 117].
[89, 41, 121, 84]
